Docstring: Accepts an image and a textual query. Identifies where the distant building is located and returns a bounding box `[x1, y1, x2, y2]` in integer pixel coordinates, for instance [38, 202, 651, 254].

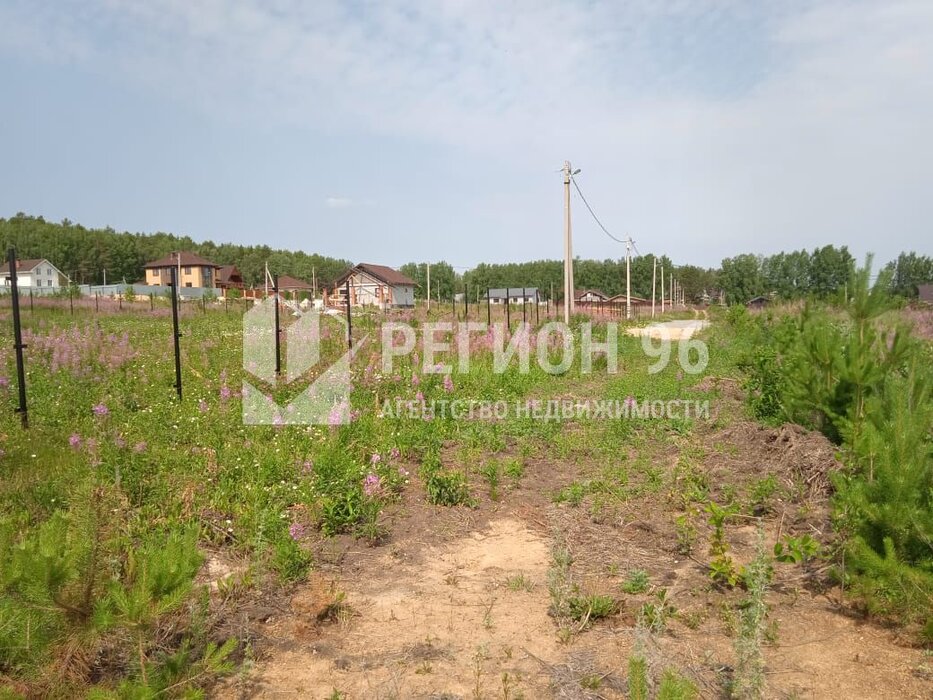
[747, 295, 771, 310]
[0, 258, 65, 289]
[574, 289, 609, 303]
[144, 252, 221, 288]
[484, 288, 539, 304]
[332, 263, 416, 308]
[217, 265, 244, 293]
[276, 275, 315, 298]
[918, 284, 933, 304]
[607, 293, 649, 306]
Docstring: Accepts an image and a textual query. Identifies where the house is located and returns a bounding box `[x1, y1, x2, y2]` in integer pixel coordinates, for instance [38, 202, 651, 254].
[747, 295, 771, 310]
[217, 265, 244, 293]
[918, 284, 933, 304]
[607, 293, 649, 306]
[484, 288, 539, 305]
[276, 275, 314, 299]
[143, 252, 221, 288]
[332, 263, 416, 308]
[574, 289, 608, 303]
[0, 258, 65, 290]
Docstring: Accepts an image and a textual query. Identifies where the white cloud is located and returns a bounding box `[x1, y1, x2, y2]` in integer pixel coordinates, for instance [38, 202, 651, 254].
[324, 197, 354, 209]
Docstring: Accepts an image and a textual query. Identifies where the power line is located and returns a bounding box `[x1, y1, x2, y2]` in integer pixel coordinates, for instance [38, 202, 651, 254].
[570, 175, 628, 245]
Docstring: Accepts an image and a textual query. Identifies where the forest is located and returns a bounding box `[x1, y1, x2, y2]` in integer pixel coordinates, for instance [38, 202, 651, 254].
[1, 213, 930, 303]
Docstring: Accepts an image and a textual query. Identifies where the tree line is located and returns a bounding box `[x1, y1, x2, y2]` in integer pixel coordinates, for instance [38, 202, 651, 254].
[405, 247, 930, 304]
[1, 214, 929, 302]
[0, 214, 351, 288]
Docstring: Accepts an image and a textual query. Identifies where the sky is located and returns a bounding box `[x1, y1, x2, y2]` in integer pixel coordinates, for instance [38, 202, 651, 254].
[0, 0, 931, 270]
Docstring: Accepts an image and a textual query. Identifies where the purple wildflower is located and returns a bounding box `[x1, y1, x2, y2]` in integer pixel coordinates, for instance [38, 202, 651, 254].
[389, 447, 401, 460]
[370, 452, 382, 465]
[411, 374, 420, 387]
[92, 403, 109, 416]
[289, 522, 306, 541]
[415, 390, 425, 403]
[443, 374, 454, 393]
[220, 385, 232, 401]
[198, 399, 209, 413]
[301, 460, 313, 475]
[114, 436, 126, 449]
[0, 376, 9, 388]
[133, 441, 147, 453]
[362, 473, 382, 497]
[69, 434, 82, 449]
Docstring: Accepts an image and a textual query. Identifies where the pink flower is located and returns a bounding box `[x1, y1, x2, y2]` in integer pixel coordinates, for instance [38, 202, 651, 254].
[443, 375, 454, 393]
[362, 473, 382, 497]
[370, 453, 381, 465]
[133, 441, 147, 453]
[92, 403, 109, 416]
[411, 374, 420, 387]
[220, 385, 232, 401]
[289, 522, 306, 541]
[389, 447, 401, 460]
[198, 399, 209, 413]
[114, 436, 126, 449]
[69, 434, 82, 449]
[0, 376, 9, 388]
[301, 460, 313, 474]
[415, 391, 425, 403]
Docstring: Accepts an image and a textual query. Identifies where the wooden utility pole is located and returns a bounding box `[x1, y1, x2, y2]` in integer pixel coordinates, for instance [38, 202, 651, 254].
[562, 161, 575, 324]
[660, 266, 665, 314]
[427, 263, 431, 312]
[651, 257, 657, 318]
[312, 267, 317, 299]
[625, 236, 632, 320]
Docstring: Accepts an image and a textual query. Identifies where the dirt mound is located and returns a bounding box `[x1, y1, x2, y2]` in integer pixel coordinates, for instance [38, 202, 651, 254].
[704, 421, 841, 499]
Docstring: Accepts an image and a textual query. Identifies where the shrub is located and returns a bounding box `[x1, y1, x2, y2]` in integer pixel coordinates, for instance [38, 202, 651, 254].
[425, 470, 471, 506]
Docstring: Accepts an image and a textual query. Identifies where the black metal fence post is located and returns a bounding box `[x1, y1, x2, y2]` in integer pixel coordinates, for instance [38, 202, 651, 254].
[464, 284, 468, 320]
[29, 290, 33, 313]
[506, 290, 511, 331]
[273, 276, 281, 376]
[149, 292, 153, 311]
[486, 288, 491, 326]
[522, 287, 527, 324]
[95, 292, 100, 312]
[345, 280, 353, 350]
[535, 289, 540, 324]
[170, 267, 183, 400]
[7, 249, 28, 428]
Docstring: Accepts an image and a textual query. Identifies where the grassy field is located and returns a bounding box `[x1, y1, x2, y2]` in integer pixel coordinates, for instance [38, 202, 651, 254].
[0, 293, 930, 698]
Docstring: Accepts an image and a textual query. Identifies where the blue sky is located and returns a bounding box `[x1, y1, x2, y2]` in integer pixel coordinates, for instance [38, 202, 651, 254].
[0, 1, 930, 269]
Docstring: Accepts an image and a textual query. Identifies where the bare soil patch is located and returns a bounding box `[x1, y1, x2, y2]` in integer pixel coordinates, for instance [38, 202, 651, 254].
[215, 409, 929, 699]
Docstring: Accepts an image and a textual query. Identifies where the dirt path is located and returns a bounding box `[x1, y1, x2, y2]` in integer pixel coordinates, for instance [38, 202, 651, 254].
[627, 320, 710, 340]
[231, 518, 562, 697]
[217, 414, 931, 699]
